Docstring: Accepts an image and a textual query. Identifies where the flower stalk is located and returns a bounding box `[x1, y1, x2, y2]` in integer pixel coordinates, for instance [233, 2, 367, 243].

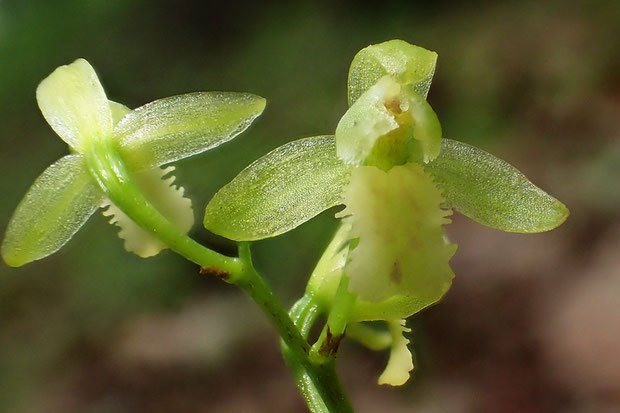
[86, 134, 349, 410]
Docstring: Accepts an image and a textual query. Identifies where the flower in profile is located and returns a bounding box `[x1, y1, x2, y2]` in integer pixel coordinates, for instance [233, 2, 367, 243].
[203, 40, 568, 385]
[2, 59, 265, 266]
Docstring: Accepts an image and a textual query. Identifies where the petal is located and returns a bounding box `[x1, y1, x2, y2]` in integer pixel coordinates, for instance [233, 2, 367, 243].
[109, 100, 131, 125]
[114, 92, 266, 170]
[377, 319, 414, 386]
[336, 76, 442, 167]
[1, 155, 103, 267]
[337, 77, 400, 165]
[337, 164, 456, 304]
[36, 59, 113, 153]
[204, 136, 351, 241]
[102, 166, 193, 257]
[348, 40, 437, 106]
[425, 139, 570, 233]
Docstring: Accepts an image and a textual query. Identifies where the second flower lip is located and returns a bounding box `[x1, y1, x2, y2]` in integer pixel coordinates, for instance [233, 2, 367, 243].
[335, 163, 456, 305]
[2, 58, 266, 267]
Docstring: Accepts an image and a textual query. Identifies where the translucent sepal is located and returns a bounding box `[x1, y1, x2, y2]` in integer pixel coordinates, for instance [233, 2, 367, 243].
[2, 155, 103, 266]
[102, 166, 193, 257]
[348, 40, 437, 106]
[114, 92, 266, 170]
[425, 139, 570, 233]
[204, 136, 351, 241]
[36, 59, 113, 153]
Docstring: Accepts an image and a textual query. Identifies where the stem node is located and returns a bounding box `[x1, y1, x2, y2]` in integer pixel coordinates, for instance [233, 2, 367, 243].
[199, 266, 231, 280]
[318, 326, 344, 357]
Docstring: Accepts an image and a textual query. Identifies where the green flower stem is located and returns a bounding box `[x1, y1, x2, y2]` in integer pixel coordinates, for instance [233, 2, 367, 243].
[282, 347, 354, 413]
[284, 295, 328, 413]
[233, 242, 310, 361]
[232, 249, 353, 412]
[85, 139, 354, 411]
[283, 294, 355, 413]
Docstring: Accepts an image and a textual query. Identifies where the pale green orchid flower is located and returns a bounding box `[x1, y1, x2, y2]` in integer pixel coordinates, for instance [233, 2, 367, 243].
[2, 59, 265, 266]
[203, 40, 569, 385]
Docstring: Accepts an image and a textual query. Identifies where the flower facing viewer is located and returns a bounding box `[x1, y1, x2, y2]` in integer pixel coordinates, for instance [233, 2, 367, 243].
[203, 40, 569, 385]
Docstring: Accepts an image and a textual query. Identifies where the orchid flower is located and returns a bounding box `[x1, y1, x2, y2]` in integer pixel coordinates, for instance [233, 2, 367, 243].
[2, 59, 265, 266]
[203, 40, 569, 385]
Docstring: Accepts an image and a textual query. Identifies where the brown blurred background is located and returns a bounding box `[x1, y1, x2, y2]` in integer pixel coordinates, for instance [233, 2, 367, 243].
[1, 0, 619, 412]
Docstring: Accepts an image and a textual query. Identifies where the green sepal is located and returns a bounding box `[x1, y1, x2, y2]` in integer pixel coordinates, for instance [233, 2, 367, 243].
[204, 136, 351, 241]
[36, 58, 113, 154]
[1, 155, 103, 267]
[425, 139, 569, 233]
[348, 40, 437, 106]
[114, 92, 266, 170]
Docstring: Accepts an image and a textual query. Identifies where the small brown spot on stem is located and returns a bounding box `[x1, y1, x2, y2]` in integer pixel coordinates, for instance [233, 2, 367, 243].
[318, 327, 344, 357]
[200, 266, 230, 280]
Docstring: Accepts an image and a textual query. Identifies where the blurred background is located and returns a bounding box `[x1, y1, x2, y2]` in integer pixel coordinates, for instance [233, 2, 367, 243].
[1, 0, 619, 412]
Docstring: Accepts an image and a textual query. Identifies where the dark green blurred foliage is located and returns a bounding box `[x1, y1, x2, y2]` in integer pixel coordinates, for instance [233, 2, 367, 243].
[1, 0, 619, 412]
